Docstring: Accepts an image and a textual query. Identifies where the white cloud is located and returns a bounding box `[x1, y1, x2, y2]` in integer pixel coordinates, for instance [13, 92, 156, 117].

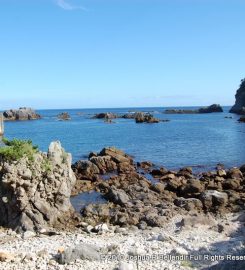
[55, 0, 86, 11]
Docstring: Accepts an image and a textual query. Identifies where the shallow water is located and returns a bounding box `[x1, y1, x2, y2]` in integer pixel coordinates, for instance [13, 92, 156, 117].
[2, 106, 245, 170]
[70, 191, 107, 212]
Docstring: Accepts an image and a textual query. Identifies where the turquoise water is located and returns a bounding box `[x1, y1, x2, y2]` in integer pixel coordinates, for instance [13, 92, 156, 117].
[2, 106, 245, 170]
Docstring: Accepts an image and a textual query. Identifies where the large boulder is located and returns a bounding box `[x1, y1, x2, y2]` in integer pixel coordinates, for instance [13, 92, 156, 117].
[3, 107, 41, 121]
[230, 78, 245, 115]
[72, 160, 100, 180]
[0, 141, 77, 232]
[200, 190, 228, 212]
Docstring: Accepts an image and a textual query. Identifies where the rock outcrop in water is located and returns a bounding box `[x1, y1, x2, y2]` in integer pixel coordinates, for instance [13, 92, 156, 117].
[92, 113, 117, 119]
[72, 147, 245, 228]
[3, 108, 41, 121]
[135, 112, 161, 123]
[57, 112, 71, 121]
[0, 141, 77, 232]
[165, 104, 223, 114]
[238, 116, 245, 123]
[230, 78, 245, 115]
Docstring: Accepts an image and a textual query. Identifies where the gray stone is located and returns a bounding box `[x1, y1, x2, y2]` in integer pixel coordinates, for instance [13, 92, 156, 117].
[0, 141, 76, 232]
[58, 243, 100, 264]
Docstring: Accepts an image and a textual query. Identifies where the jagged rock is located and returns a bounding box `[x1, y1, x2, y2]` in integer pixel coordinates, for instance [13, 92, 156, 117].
[99, 147, 133, 164]
[222, 179, 241, 191]
[72, 160, 100, 180]
[90, 156, 117, 174]
[230, 78, 245, 114]
[151, 167, 168, 177]
[104, 188, 130, 206]
[137, 161, 153, 170]
[200, 190, 228, 211]
[227, 168, 243, 179]
[0, 141, 77, 232]
[135, 112, 160, 123]
[174, 197, 203, 211]
[57, 112, 71, 120]
[3, 107, 41, 121]
[180, 179, 204, 195]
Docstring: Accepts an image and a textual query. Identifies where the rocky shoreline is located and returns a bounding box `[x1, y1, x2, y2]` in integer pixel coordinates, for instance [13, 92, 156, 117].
[71, 147, 245, 229]
[0, 142, 245, 269]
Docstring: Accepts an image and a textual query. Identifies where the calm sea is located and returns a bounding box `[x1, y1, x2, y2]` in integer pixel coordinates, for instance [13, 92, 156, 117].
[2, 106, 245, 171]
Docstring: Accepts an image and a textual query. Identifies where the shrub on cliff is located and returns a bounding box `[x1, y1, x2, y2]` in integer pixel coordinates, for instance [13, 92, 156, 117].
[0, 138, 38, 162]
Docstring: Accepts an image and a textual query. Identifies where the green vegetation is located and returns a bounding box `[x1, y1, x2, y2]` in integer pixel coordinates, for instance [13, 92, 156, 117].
[41, 158, 52, 172]
[180, 260, 194, 269]
[61, 151, 68, 164]
[0, 138, 38, 162]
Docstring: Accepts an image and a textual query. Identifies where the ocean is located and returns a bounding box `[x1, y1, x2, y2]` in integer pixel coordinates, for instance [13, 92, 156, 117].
[2, 106, 245, 171]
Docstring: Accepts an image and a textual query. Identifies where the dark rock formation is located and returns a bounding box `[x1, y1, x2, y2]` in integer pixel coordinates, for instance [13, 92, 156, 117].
[230, 78, 245, 115]
[57, 112, 71, 121]
[165, 109, 197, 114]
[92, 113, 117, 119]
[121, 113, 137, 119]
[165, 104, 223, 114]
[135, 112, 160, 123]
[238, 116, 245, 123]
[72, 147, 245, 229]
[198, 104, 223, 113]
[3, 108, 41, 121]
[0, 141, 77, 232]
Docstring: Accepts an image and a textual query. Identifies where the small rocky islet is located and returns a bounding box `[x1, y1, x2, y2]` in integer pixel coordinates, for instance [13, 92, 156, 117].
[164, 104, 223, 114]
[2, 107, 41, 121]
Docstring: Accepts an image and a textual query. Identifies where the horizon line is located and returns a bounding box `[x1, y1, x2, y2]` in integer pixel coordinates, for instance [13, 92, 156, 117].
[0, 104, 233, 111]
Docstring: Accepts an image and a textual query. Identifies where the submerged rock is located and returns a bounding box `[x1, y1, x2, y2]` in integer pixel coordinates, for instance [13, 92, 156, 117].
[230, 78, 245, 115]
[3, 107, 41, 121]
[0, 141, 77, 232]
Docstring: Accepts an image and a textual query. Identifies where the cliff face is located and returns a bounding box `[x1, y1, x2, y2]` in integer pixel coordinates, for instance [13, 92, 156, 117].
[0, 141, 77, 232]
[230, 79, 245, 114]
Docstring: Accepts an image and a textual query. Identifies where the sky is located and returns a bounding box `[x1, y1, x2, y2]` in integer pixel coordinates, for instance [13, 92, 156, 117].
[0, 0, 244, 109]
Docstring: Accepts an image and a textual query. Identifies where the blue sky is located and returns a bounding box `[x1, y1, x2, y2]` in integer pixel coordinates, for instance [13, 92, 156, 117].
[0, 0, 244, 109]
